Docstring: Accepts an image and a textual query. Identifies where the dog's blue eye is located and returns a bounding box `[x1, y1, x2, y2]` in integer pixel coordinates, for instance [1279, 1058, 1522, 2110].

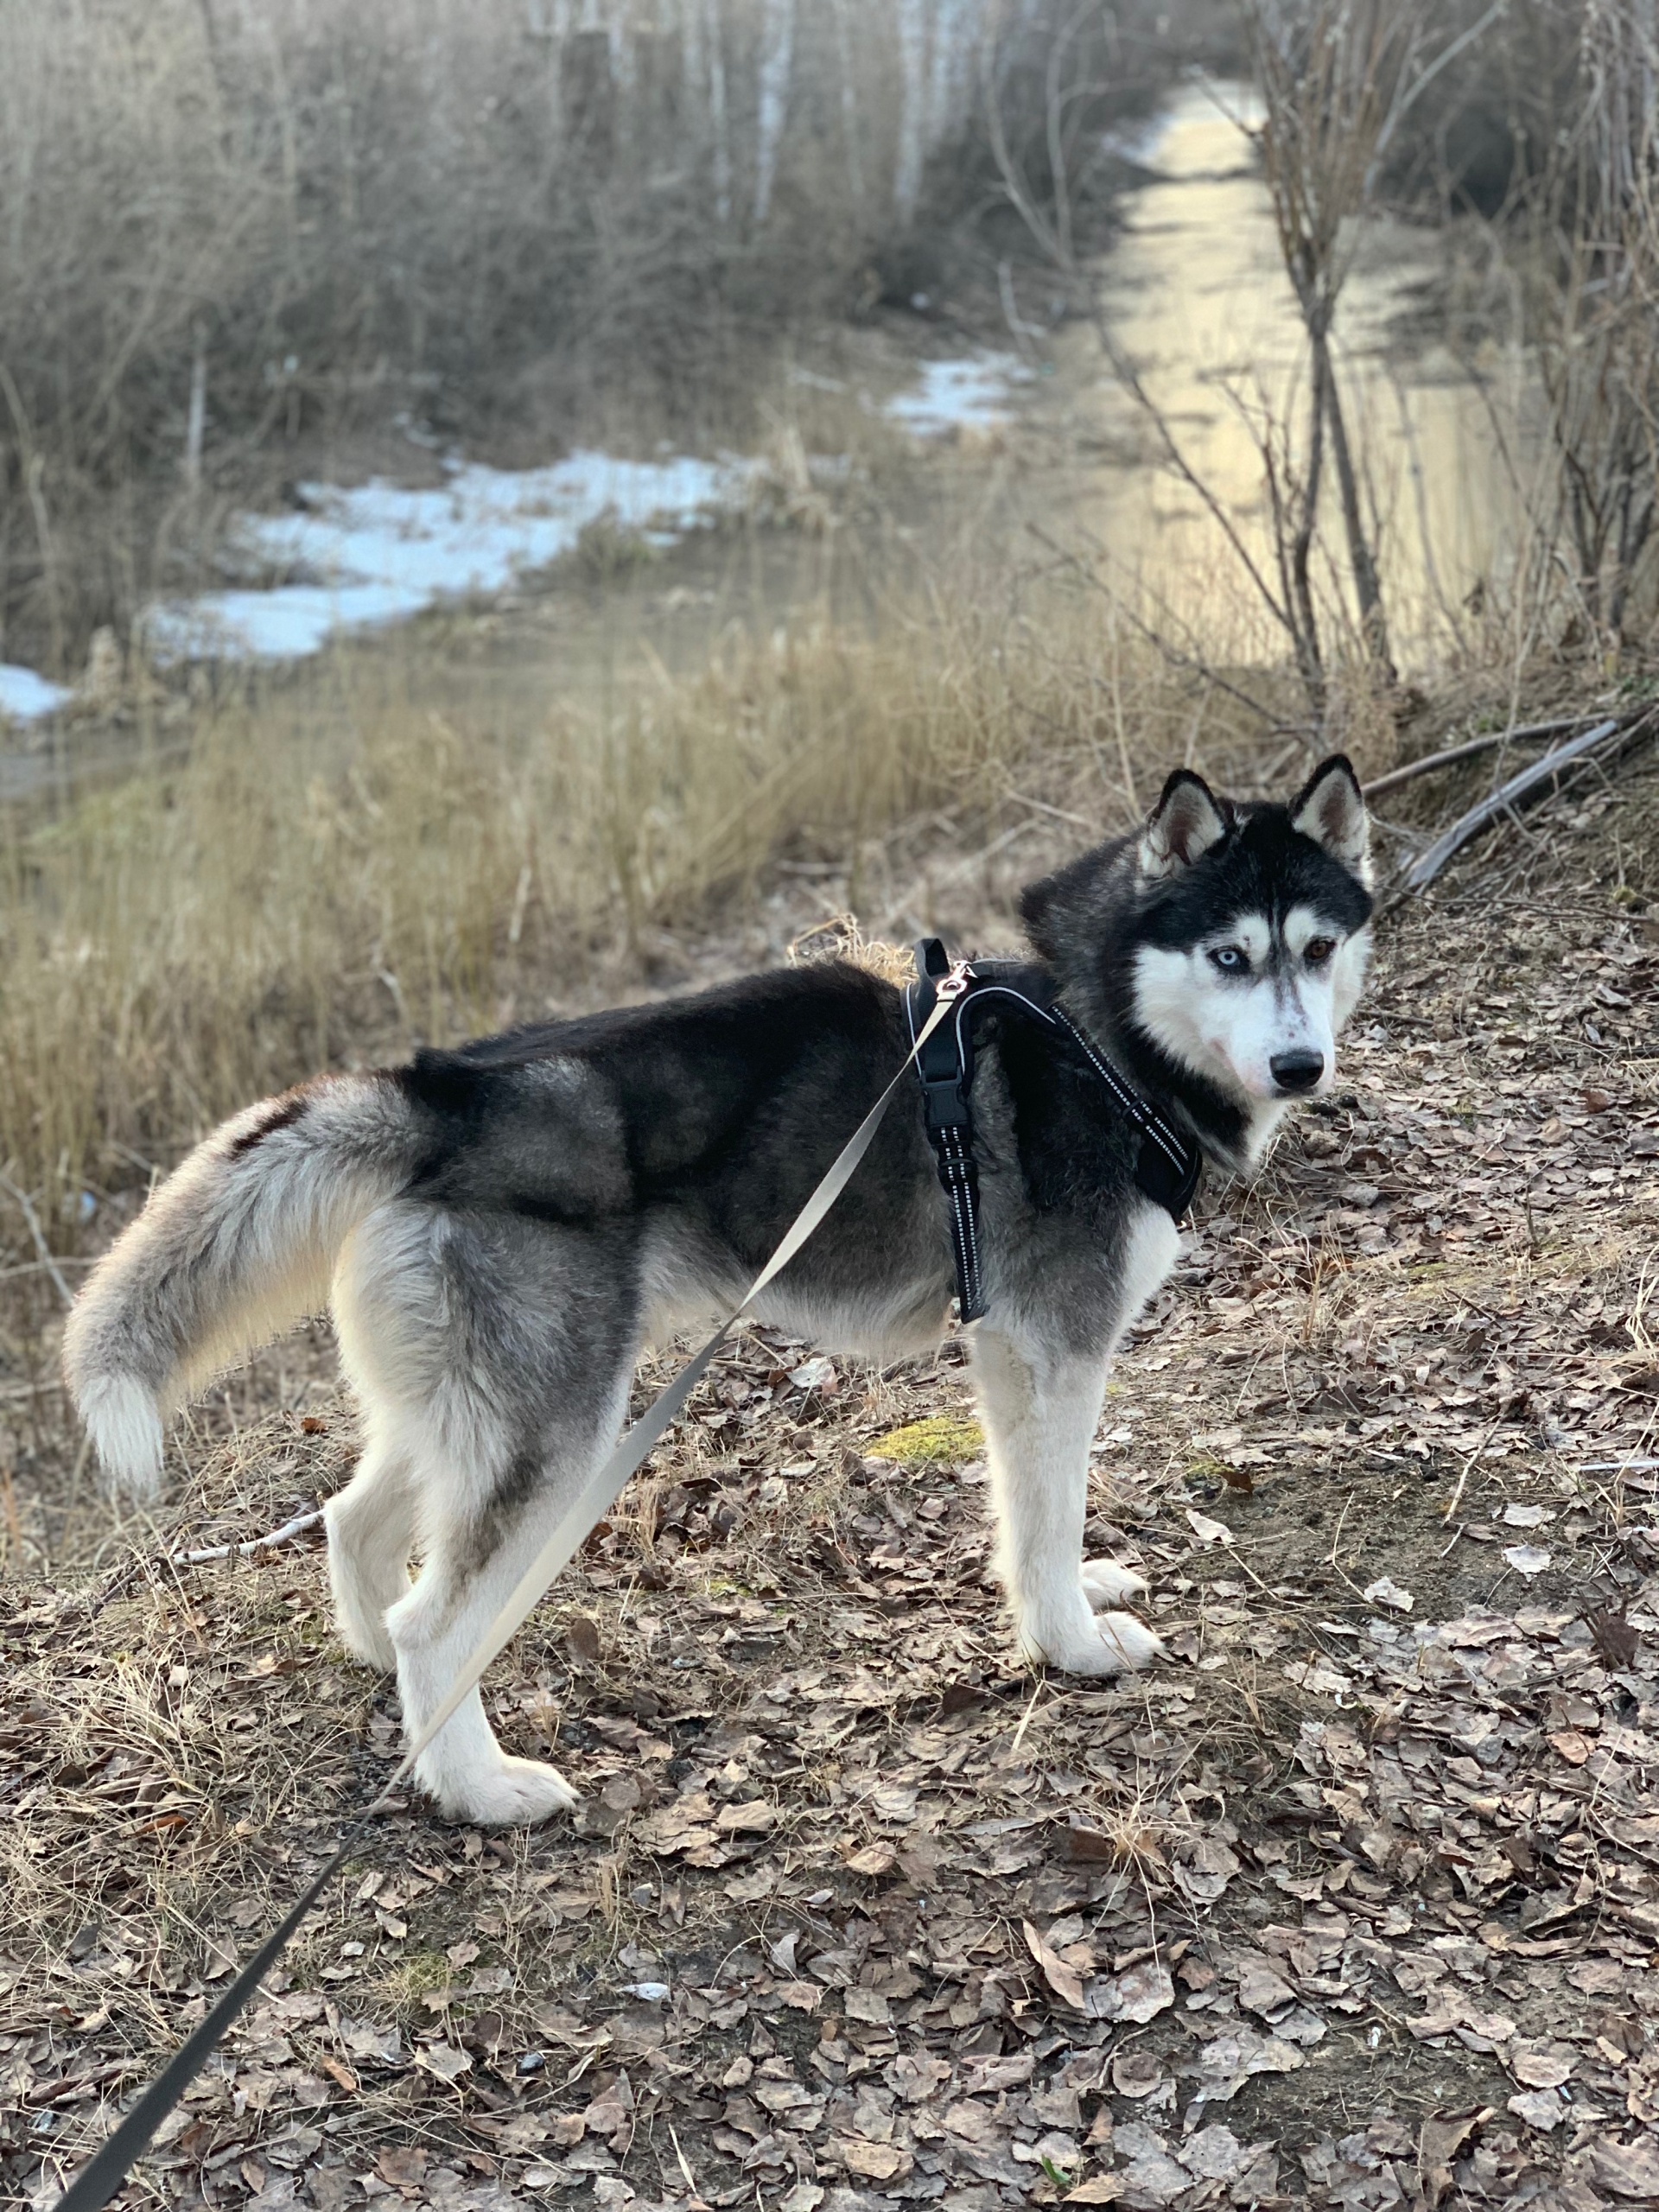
[1209, 945, 1248, 974]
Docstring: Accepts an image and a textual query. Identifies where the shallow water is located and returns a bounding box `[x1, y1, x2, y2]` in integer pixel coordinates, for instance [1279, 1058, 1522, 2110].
[2, 80, 1521, 766]
[1048, 83, 1522, 663]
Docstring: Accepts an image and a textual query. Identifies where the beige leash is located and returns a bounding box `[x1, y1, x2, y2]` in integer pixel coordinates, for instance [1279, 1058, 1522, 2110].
[54, 963, 970, 2212]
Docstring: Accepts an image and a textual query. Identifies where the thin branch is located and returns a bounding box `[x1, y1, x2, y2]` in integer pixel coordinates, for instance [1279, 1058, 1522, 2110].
[1367, 0, 1512, 189]
[1023, 523, 1284, 728]
[1361, 715, 1605, 799]
[169, 1505, 325, 1568]
[1400, 714, 1644, 893]
[0, 1173, 74, 1311]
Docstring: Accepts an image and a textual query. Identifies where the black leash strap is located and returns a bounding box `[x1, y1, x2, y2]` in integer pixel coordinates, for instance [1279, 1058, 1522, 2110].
[1046, 1002, 1203, 1218]
[911, 940, 986, 1320]
[54, 1814, 375, 2212]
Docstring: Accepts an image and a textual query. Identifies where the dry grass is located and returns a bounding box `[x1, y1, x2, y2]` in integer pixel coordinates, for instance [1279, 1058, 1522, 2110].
[0, 539, 1313, 1241]
[3, 773, 1658, 2210]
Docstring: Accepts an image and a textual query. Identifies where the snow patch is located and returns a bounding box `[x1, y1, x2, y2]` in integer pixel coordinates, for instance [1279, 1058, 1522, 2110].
[887, 355, 1026, 438]
[0, 664, 73, 725]
[143, 450, 749, 665]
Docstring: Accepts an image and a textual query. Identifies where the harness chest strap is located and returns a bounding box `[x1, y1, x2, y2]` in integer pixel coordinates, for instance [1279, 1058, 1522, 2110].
[906, 939, 1203, 1324]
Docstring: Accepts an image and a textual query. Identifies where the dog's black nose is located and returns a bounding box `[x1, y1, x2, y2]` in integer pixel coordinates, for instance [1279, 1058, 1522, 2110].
[1270, 1049, 1325, 1093]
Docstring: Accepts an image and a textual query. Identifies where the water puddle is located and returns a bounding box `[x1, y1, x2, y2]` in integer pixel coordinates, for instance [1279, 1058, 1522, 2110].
[1055, 84, 1522, 655]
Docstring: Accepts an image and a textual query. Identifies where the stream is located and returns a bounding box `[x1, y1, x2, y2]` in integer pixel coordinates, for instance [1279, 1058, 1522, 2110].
[0, 81, 1521, 768]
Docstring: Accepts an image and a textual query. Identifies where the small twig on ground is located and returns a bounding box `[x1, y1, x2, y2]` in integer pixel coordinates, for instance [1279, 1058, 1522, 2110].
[0, 1172, 74, 1311]
[1361, 715, 1602, 799]
[1442, 1421, 1503, 1525]
[169, 1505, 324, 1568]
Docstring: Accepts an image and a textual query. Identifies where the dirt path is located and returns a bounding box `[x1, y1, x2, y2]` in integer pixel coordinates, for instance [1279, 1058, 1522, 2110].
[3, 760, 1658, 2212]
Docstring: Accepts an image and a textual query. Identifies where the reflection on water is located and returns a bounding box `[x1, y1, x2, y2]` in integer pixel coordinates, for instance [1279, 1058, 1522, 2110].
[1067, 83, 1526, 668]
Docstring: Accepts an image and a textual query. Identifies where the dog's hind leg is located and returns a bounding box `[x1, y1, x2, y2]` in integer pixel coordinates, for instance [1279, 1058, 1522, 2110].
[972, 1323, 1162, 1677]
[323, 1439, 416, 1673]
[384, 1385, 632, 1825]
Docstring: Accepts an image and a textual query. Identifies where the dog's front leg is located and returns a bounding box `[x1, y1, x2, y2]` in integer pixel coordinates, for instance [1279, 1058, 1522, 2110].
[971, 1325, 1162, 1676]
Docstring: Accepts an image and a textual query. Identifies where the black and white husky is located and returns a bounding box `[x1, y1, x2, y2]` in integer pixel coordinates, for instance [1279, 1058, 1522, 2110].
[65, 758, 1373, 1824]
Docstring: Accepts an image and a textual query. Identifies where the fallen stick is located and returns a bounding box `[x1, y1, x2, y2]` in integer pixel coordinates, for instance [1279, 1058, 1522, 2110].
[0, 1173, 75, 1312]
[1400, 715, 1630, 893]
[169, 1505, 323, 1568]
[1362, 715, 1599, 800]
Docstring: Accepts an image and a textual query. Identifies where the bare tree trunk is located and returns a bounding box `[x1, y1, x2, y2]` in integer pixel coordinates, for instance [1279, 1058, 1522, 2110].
[894, 0, 927, 224]
[1313, 327, 1394, 678]
[753, 0, 794, 226]
[1290, 353, 1327, 712]
[704, 0, 730, 223]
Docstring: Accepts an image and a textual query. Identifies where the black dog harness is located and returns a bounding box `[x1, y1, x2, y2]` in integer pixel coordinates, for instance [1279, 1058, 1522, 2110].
[905, 938, 1202, 1322]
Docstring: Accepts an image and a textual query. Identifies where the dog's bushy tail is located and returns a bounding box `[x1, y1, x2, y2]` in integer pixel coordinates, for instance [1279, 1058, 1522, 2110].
[63, 1073, 423, 1499]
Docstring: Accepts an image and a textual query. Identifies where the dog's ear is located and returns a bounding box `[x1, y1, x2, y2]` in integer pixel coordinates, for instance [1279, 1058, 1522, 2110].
[1290, 753, 1370, 882]
[1138, 769, 1228, 878]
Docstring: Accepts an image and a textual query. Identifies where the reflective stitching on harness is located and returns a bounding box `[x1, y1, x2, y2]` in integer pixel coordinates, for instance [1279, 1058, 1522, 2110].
[908, 944, 1201, 1325]
[1048, 1002, 1192, 1173]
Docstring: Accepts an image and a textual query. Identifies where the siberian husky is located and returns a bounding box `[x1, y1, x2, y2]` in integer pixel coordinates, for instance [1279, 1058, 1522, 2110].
[65, 757, 1373, 1824]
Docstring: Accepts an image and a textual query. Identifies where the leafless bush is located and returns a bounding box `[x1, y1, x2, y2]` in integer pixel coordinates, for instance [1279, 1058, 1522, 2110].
[1503, 1, 1659, 646]
[0, 0, 1024, 682]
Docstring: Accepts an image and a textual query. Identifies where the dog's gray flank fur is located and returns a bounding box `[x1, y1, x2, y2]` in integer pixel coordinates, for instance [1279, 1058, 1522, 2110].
[64, 760, 1374, 1825]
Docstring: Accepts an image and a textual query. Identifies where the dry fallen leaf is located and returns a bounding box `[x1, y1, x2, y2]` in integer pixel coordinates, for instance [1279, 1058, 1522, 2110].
[414, 2043, 472, 2083]
[1185, 1509, 1235, 1548]
[1110, 2050, 1168, 2100]
[843, 1840, 896, 1876]
[1025, 1919, 1086, 2011]
[1502, 1545, 1552, 1576]
[1363, 1574, 1414, 1613]
[1090, 1960, 1175, 2024]
[1507, 2089, 1566, 2133]
[1510, 2043, 1575, 2090]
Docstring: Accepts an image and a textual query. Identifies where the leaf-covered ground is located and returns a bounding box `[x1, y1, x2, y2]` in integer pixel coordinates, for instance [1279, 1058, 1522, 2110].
[4, 754, 1659, 2212]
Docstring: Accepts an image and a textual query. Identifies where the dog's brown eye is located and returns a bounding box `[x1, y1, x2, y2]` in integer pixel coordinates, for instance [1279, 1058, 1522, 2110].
[1306, 937, 1336, 965]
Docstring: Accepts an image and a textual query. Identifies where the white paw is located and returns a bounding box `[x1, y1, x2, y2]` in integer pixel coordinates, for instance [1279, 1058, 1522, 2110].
[422, 1754, 582, 1827]
[1081, 1558, 1149, 1610]
[1021, 1605, 1164, 1677]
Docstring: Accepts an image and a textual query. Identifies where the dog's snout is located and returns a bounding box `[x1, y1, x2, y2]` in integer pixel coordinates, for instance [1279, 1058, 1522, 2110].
[1269, 1049, 1325, 1094]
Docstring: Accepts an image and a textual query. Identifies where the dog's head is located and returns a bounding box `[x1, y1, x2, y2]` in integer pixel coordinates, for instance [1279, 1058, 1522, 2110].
[1021, 755, 1375, 1139]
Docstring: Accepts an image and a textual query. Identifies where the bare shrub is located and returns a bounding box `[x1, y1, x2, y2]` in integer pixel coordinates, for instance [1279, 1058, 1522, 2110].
[0, 0, 1021, 681]
[1506, 1, 1659, 646]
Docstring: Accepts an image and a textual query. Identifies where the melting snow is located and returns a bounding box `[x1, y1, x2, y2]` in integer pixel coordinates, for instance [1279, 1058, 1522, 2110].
[0, 664, 73, 725]
[143, 451, 749, 665]
[885, 354, 1026, 437]
[3, 375, 1026, 714]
